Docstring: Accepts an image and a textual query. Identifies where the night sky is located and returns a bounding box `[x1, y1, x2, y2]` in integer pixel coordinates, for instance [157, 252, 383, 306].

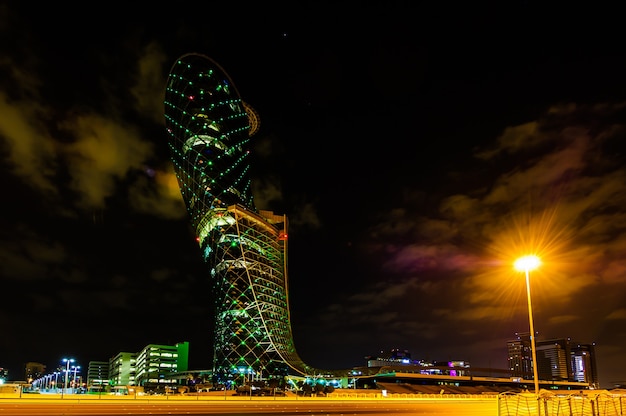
[1, 2, 625, 388]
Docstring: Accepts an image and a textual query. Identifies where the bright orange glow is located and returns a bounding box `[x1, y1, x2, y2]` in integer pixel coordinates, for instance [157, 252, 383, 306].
[462, 204, 584, 325]
[514, 255, 541, 272]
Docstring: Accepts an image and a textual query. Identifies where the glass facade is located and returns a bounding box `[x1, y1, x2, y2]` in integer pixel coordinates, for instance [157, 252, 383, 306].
[164, 53, 329, 382]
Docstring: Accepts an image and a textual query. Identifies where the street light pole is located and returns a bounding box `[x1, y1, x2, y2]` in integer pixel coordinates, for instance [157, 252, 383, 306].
[72, 366, 80, 393]
[62, 358, 75, 398]
[514, 255, 541, 395]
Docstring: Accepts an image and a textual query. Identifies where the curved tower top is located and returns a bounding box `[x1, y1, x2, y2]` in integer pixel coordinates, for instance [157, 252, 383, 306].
[164, 53, 255, 228]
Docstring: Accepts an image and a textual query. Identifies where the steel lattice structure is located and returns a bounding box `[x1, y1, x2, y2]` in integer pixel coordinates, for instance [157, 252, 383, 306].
[163, 53, 333, 383]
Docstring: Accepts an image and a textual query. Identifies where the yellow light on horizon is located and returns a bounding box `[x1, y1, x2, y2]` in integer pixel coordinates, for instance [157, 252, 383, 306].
[514, 255, 541, 273]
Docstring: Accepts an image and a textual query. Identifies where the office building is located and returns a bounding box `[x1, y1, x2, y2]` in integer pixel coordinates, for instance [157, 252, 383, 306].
[85, 342, 187, 390]
[164, 53, 334, 383]
[86, 361, 110, 387]
[135, 342, 188, 387]
[109, 353, 136, 386]
[507, 334, 598, 387]
[570, 343, 598, 388]
[536, 338, 570, 381]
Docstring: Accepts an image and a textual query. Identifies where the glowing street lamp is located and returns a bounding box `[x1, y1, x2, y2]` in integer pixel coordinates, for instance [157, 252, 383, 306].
[71, 366, 81, 392]
[62, 358, 75, 397]
[514, 255, 541, 395]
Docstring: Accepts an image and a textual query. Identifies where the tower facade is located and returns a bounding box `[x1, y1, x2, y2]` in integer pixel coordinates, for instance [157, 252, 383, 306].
[164, 53, 325, 383]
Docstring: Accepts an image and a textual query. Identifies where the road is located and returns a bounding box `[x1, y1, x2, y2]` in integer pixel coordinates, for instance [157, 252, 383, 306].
[0, 397, 498, 416]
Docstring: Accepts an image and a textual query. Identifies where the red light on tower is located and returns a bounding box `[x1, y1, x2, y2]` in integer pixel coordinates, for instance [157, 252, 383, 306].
[278, 231, 288, 240]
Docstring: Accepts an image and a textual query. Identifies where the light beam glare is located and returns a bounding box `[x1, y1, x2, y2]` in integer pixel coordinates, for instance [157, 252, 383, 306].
[465, 202, 583, 329]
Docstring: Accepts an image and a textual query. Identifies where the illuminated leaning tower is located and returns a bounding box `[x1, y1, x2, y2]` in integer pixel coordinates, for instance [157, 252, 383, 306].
[163, 53, 326, 383]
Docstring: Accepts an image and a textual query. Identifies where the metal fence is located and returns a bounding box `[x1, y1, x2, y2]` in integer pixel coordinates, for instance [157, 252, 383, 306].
[498, 390, 626, 416]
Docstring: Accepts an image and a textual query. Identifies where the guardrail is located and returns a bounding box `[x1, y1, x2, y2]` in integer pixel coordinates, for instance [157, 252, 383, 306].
[498, 390, 626, 416]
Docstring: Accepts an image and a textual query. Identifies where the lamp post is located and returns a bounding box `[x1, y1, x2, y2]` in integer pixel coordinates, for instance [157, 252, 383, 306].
[62, 358, 75, 397]
[71, 366, 81, 393]
[514, 255, 541, 395]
